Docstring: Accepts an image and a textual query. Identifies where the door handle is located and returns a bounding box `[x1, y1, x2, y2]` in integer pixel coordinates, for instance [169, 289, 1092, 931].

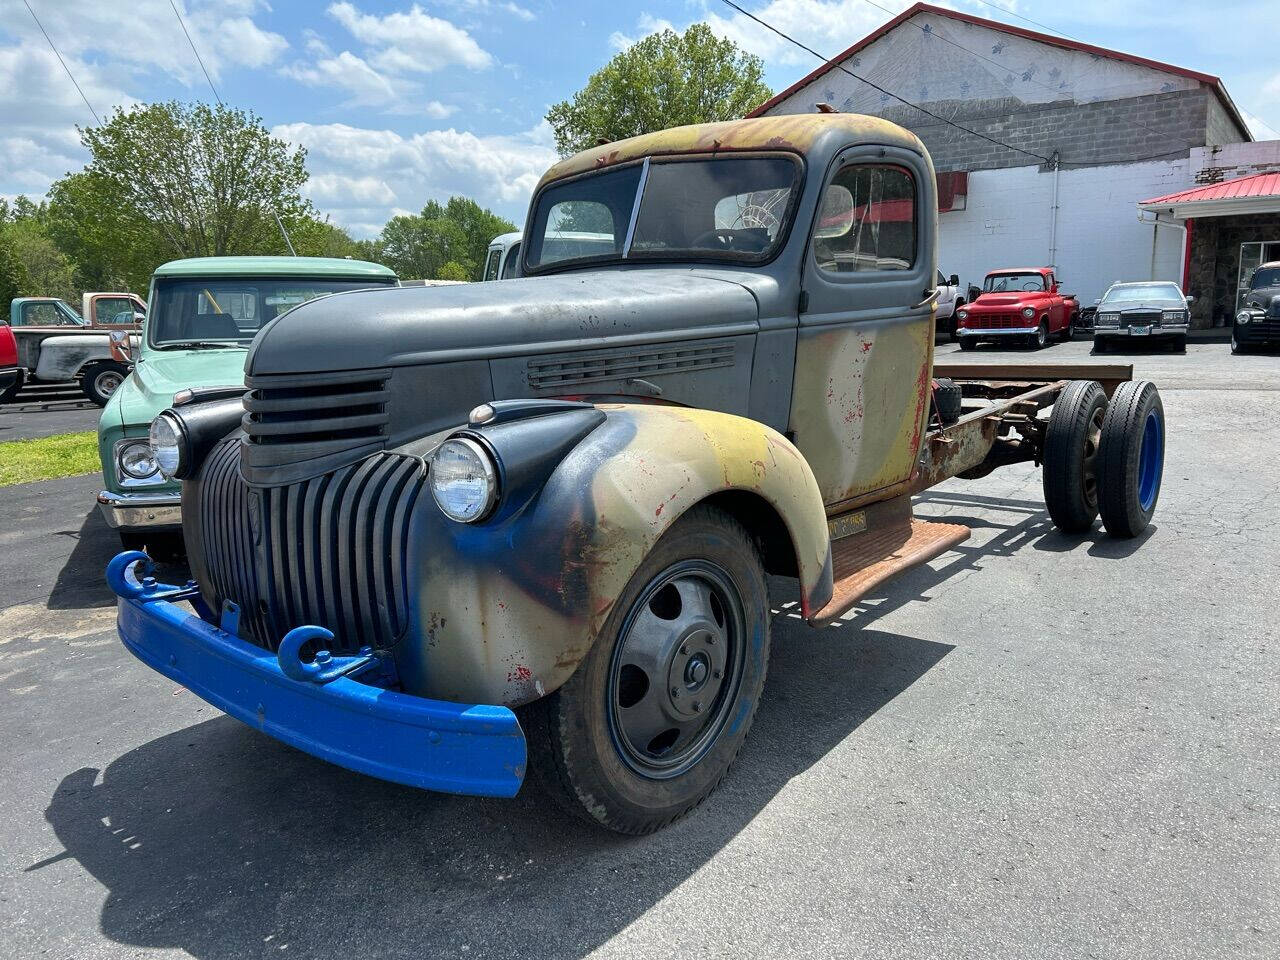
[914, 288, 941, 309]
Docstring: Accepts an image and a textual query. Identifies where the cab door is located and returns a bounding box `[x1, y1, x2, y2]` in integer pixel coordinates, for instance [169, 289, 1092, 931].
[786, 146, 937, 509]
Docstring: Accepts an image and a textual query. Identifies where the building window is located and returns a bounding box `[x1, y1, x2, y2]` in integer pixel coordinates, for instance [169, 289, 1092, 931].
[813, 164, 916, 274]
[1237, 241, 1280, 312]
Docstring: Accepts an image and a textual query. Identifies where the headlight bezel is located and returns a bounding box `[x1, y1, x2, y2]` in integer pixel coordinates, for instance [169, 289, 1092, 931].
[1097, 312, 1121, 327]
[1021, 306, 1037, 320]
[148, 411, 187, 480]
[955, 308, 968, 321]
[1236, 310, 1255, 325]
[113, 437, 163, 487]
[430, 435, 500, 523]
[1161, 309, 1188, 324]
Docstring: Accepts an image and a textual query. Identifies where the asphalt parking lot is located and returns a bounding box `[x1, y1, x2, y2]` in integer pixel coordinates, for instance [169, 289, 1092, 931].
[0, 383, 102, 441]
[2, 340, 1277, 959]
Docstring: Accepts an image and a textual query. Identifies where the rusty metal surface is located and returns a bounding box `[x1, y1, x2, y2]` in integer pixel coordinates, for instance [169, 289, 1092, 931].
[538, 114, 923, 188]
[398, 403, 832, 707]
[788, 315, 934, 507]
[813, 516, 970, 625]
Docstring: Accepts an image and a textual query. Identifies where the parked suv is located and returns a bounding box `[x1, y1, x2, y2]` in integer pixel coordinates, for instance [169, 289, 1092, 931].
[1093, 281, 1191, 352]
[1233, 261, 1280, 354]
[934, 270, 964, 340]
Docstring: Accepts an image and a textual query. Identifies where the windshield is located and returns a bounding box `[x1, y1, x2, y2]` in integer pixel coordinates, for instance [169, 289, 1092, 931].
[525, 155, 801, 271]
[1250, 267, 1280, 289]
[984, 272, 1045, 292]
[1102, 283, 1181, 303]
[148, 276, 394, 348]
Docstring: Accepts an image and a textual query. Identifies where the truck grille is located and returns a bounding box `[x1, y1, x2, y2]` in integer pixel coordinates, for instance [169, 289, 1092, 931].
[242, 369, 392, 473]
[194, 437, 425, 655]
[1120, 310, 1161, 329]
[966, 313, 1024, 329]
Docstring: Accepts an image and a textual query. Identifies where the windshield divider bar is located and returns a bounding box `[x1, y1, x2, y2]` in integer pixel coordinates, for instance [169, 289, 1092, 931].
[621, 157, 650, 259]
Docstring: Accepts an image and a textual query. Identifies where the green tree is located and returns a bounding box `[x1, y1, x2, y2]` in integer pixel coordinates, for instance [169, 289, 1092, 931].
[0, 227, 31, 316]
[45, 171, 163, 293]
[546, 23, 773, 157]
[378, 197, 515, 281]
[55, 101, 314, 264]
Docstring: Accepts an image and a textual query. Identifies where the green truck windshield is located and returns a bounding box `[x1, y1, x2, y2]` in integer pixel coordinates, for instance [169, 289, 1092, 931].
[148, 276, 396, 348]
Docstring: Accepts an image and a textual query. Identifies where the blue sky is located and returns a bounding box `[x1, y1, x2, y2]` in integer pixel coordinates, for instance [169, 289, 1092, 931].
[2, 0, 1278, 237]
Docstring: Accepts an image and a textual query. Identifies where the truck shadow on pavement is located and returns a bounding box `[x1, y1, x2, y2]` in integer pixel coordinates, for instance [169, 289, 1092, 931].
[34, 596, 951, 960]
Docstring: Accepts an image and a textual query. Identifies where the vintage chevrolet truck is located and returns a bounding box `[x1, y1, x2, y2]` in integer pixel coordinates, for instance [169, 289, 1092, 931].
[3, 293, 146, 403]
[109, 114, 1166, 834]
[955, 267, 1079, 350]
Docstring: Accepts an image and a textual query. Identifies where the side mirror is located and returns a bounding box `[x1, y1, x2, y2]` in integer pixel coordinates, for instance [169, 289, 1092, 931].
[813, 184, 855, 240]
[948, 274, 959, 287]
[108, 329, 133, 364]
[1093, 298, 1102, 306]
[1184, 295, 1195, 304]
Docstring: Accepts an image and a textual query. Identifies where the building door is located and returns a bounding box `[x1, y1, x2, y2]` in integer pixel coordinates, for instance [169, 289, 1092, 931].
[1237, 241, 1280, 311]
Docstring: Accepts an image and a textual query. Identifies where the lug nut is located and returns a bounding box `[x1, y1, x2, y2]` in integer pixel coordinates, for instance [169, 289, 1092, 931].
[693, 701, 702, 713]
[671, 687, 680, 698]
[713, 669, 722, 680]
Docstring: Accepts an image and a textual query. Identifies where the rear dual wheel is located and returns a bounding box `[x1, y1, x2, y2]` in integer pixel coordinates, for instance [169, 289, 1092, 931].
[1043, 379, 1164, 538]
[525, 506, 769, 835]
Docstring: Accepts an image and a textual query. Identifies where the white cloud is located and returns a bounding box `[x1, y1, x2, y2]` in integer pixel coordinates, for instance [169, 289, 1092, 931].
[281, 51, 397, 105]
[609, 14, 677, 52]
[702, 0, 900, 68]
[327, 2, 492, 73]
[424, 101, 457, 119]
[272, 120, 557, 234]
[435, 0, 537, 23]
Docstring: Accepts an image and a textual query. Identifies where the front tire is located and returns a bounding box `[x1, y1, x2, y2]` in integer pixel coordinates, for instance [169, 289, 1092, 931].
[1031, 320, 1049, 350]
[0, 368, 23, 403]
[1097, 380, 1164, 538]
[1230, 333, 1248, 355]
[525, 505, 769, 834]
[82, 361, 129, 406]
[958, 337, 977, 351]
[1043, 380, 1106, 533]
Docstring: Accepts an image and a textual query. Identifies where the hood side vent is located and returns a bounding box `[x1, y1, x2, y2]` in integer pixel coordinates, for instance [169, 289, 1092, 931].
[526, 341, 736, 391]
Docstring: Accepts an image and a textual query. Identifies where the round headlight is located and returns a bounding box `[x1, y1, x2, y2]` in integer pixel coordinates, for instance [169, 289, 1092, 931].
[1021, 306, 1036, 320]
[956, 308, 968, 320]
[149, 412, 185, 479]
[430, 437, 498, 523]
[1236, 311, 1251, 325]
[118, 440, 159, 480]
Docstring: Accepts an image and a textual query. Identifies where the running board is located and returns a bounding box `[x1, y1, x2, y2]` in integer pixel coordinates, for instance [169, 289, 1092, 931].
[812, 517, 970, 625]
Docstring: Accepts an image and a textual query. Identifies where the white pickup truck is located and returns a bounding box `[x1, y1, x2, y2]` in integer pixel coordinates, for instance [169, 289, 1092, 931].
[934, 270, 965, 340]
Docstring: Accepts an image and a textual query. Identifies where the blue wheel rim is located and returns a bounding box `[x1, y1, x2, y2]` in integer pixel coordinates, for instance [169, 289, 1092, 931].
[1137, 407, 1163, 512]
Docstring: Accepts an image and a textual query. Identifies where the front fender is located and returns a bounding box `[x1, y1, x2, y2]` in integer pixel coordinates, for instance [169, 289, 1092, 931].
[399, 403, 831, 707]
[33, 334, 112, 381]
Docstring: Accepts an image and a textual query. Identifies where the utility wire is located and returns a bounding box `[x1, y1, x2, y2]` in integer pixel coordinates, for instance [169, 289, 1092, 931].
[169, 0, 222, 105]
[963, 0, 1083, 42]
[22, 0, 101, 124]
[720, 0, 1053, 165]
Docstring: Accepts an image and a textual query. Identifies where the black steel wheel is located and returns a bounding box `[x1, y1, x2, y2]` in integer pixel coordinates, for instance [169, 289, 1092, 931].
[525, 505, 769, 834]
[1042, 380, 1106, 533]
[1097, 380, 1164, 539]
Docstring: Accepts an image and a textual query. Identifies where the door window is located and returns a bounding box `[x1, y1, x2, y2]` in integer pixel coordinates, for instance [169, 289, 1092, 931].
[813, 164, 916, 274]
[483, 248, 502, 281]
[20, 302, 74, 326]
[500, 241, 522, 279]
[94, 296, 136, 324]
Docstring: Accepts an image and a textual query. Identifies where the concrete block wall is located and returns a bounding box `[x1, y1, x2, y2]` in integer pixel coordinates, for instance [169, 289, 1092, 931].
[861, 88, 1213, 173]
[938, 159, 1190, 309]
[1191, 140, 1280, 183]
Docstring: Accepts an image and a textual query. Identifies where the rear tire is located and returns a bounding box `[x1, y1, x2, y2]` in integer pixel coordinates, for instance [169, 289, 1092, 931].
[1097, 380, 1164, 538]
[525, 505, 770, 834]
[82, 361, 129, 406]
[932, 378, 962, 423]
[1042, 380, 1106, 533]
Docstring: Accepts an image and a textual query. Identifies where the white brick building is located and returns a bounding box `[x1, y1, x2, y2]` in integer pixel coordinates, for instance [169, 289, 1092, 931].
[750, 2, 1254, 325]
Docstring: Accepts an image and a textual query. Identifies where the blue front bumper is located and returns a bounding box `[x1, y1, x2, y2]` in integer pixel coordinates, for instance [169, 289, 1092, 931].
[109, 553, 526, 798]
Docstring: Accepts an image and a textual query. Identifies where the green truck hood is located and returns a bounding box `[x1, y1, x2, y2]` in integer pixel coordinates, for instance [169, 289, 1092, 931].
[115, 348, 247, 428]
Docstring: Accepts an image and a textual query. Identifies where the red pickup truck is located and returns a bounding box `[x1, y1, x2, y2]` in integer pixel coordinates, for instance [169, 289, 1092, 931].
[955, 267, 1078, 350]
[0, 325, 18, 401]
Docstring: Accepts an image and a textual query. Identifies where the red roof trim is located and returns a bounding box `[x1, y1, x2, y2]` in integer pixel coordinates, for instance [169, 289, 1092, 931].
[1141, 172, 1280, 206]
[746, 2, 1250, 141]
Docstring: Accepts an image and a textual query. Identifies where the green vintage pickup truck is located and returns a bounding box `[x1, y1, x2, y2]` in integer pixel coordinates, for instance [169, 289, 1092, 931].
[97, 256, 398, 557]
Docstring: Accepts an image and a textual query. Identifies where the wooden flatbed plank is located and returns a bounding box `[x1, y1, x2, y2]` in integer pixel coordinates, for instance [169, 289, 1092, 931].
[934, 361, 1132, 396]
[812, 518, 970, 625]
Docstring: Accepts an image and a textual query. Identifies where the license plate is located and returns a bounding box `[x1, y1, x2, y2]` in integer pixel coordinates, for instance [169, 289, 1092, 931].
[1129, 325, 1150, 336]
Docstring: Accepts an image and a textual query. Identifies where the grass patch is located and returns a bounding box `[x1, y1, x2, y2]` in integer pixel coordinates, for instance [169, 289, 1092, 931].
[0, 430, 100, 486]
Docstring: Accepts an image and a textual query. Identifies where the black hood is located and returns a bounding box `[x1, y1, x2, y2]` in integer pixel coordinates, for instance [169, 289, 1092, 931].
[246, 267, 761, 376]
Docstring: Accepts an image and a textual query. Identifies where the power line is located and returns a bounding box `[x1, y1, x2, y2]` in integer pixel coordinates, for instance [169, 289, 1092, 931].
[720, 0, 1053, 165]
[963, 0, 1082, 42]
[168, 0, 222, 106]
[22, 0, 101, 124]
